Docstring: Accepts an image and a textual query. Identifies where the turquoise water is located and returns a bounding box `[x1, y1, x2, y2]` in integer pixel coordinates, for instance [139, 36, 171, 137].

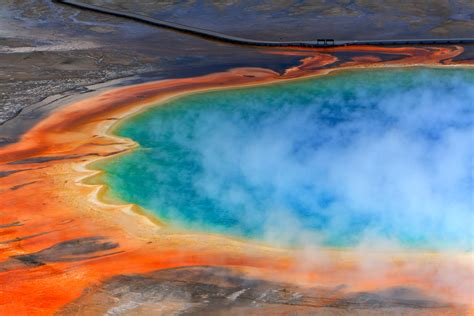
[97, 68, 474, 249]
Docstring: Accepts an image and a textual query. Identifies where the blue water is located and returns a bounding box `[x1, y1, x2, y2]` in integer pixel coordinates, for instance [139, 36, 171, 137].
[97, 68, 474, 249]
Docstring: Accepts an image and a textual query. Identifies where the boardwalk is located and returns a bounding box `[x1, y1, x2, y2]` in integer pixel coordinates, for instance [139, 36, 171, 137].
[55, 0, 474, 48]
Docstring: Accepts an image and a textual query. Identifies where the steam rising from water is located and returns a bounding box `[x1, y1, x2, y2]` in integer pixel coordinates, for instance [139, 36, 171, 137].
[103, 68, 474, 250]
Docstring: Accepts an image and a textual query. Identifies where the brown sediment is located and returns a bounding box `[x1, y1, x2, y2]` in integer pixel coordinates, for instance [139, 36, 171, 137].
[0, 45, 472, 315]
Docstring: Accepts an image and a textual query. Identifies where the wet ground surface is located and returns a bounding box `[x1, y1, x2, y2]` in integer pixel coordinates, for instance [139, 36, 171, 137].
[82, 0, 474, 41]
[1, 0, 474, 145]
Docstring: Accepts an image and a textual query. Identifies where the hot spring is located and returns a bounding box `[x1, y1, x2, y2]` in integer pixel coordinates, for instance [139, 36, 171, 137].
[96, 68, 474, 250]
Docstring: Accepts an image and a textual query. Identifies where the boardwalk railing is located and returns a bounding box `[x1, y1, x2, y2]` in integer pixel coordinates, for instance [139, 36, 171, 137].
[55, 0, 474, 48]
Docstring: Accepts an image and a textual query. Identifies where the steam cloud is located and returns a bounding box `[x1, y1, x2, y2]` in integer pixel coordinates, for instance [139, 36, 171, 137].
[116, 68, 474, 251]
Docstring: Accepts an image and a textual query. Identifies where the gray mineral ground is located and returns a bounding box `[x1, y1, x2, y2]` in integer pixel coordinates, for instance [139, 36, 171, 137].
[58, 266, 450, 315]
[1, 0, 474, 144]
